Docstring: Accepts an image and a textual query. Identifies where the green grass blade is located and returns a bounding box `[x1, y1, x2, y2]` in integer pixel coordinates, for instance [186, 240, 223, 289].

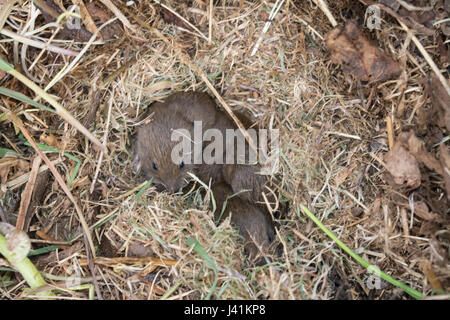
[23, 140, 81, 186]
[299, 204, 423, 300]
[187, 172, 216, 212]
[0, 147, 20, 157]
[160, 280, 182, 300]
[28, 245, 59, 257]
[0, 87, 55, 113]
[134, 179, 152, 201]
[186, 237, 218, 300]
[0, 57, 13, 72]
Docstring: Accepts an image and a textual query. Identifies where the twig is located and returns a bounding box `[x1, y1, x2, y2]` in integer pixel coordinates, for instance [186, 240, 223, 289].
[0, 58, 105, 152]
[16, 156, 42, 231]
[90, 95, 113, 194]
[312, 0, 337, 27]
[7, 111, 96, 257]
[99, 0, 136, 33]
[386, 116, 394, 150]
[153, 0, 209, 41]
[398, 20, 450, 97]
[2, 159, 62, 190]
[7, 110, 104, 299]
[396, 0, 433, 11]
[209, 0, 213, 44]
[0, 29, 78, 56]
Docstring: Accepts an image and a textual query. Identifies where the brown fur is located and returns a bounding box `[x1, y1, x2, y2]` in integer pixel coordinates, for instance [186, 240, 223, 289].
[134, 91, 277, 262]
[135, 91, 268, 201]
[211, 182, 275, 262]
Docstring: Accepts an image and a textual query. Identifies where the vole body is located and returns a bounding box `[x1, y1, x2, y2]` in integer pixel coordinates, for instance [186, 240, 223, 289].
[134, 91, 267, 201]
[134, 91, 276, 262]
[211, 182, 274, 262]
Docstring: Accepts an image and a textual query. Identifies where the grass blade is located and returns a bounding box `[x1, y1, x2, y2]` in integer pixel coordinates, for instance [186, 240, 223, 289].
[0, 87, 55, 113]
[0, 57, 104, 151]
[186, 237, 218, 300]
[299, 204, 423, 300]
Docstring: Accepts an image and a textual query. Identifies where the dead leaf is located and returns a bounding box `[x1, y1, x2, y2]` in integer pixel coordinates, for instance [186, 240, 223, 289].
[421, 260, 444, 292]
[384, 141, 421, 188]
[17, 156, 42, 231]
[335, 163, 357, 186]
[439, 144, 450, 200]
[413, 201, 442, 222]
[399, 131, 443, 175]
[72, 0, 102, 41]
[435, 0, 450, 36]
[425, 74, 450, 131]
[419, 221, 439, 236]
[39, 133, 61, 149]
[0, 156, 30, 184]
[128, 240, 155, 258]
[85, 1, 113, 24]
[325, 20, 401, 83]
[160, 6, 193, 31]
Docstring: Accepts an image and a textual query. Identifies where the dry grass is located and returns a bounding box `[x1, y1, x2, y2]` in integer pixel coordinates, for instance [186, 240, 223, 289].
[0, 0, 448, 300]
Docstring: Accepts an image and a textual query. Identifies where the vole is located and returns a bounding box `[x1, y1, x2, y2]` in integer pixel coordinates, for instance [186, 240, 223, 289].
[211, 182, 275, 262]
[134, 91, 268, 202]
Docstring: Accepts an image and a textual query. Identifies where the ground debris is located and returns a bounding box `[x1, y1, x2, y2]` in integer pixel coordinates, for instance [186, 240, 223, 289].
[384, 138, 421, 188]
[398, 131, 443, 175]
[440, 144, 450, 200]
[325, 20, 401, 83]
[425, 74, 450, 132]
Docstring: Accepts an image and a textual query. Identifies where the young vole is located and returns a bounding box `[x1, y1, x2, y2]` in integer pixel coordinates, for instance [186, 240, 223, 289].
[211, 182, 275, 263]
[134, 91, 268, 201]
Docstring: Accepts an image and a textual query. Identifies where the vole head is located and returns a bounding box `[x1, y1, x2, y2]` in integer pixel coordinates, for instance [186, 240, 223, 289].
[134, 121, 195, 193]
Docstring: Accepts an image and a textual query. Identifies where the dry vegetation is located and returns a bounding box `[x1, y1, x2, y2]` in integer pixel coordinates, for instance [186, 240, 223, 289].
[0, 0, 449, 300]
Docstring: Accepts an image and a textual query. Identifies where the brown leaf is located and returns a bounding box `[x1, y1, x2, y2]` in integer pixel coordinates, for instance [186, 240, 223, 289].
[399, 131, 443, 175]
[440, 144, 450, 200]
[17, 156, 42, 231]
[39, 133, 61, 149]
[85, 2, 113, 24]
[413, 201, 442, 222]
[425, 74, 450, 131]
[384, 141, 421, 188]
[335, 163, 357, 186]
[419, 221, 439, 236]
[0, 156, 30, 184]
[325, 21, 401, 83]
[160, 7, 193, 31]
[421, 260, 444, 292]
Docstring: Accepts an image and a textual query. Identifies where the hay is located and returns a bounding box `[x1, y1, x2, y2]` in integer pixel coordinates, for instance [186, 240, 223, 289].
[0, 0, 448, 300]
